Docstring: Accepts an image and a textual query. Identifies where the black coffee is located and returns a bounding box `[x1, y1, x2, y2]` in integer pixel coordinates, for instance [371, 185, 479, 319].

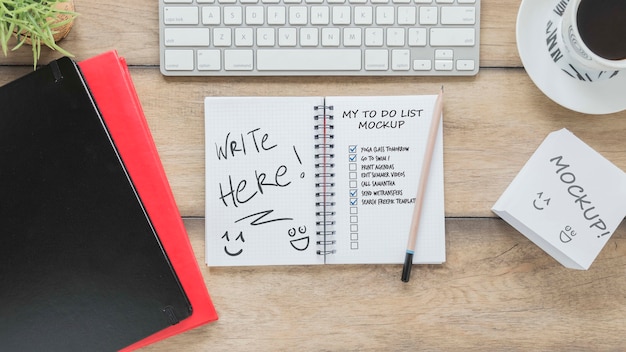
[576, 0, 626, 60]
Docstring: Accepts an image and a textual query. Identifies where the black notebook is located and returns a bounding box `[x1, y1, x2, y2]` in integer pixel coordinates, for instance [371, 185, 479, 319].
[0, 58, 191, 351]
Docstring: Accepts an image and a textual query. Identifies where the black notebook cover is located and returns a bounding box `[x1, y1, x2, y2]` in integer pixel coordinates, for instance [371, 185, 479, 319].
[0, 58, 191, 351]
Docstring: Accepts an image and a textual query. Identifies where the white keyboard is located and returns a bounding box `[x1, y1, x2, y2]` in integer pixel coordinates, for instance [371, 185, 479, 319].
[159, 0, 480, 76]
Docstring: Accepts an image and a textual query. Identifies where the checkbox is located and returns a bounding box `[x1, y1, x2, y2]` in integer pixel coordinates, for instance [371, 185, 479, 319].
[349, 189, 357, 197]
[350, 216, 358, 223]
[349, 145, 357, 153]
[350, 207, 358, 214]
[350, 233, 359, 240]
[349, 163, 357, 171]
[350, 198, 358, 205]
[350, 224, 358, 232]
[349, 172, 357, 179]
[350, 181, 357, 188]
[349, 154, 357, 162]
[350, 241, 359, 250]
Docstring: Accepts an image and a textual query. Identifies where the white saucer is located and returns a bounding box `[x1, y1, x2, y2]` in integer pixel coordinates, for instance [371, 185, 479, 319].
[516, 0, 626, 114]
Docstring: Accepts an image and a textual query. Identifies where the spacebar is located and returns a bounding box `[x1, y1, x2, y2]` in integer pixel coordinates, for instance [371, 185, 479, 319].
[257, 49, 362, 71]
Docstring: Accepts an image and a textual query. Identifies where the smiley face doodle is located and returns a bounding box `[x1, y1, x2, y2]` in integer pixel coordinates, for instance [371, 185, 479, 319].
[222, 231, 245, 256]
[288, 226, 309, 251]
[533, 192, 551, 210]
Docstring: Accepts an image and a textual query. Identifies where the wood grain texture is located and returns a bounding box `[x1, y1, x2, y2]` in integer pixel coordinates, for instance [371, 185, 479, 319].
[134, 69, 626, 217]
[141, 218, 626, 351]
[2, 0, 626, 350]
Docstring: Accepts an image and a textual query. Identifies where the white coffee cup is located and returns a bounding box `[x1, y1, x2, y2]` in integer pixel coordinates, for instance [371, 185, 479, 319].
[561, 0, 626, 71]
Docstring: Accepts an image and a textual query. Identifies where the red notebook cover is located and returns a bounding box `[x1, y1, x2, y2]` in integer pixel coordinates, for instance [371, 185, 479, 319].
[79, 51, 218, 351]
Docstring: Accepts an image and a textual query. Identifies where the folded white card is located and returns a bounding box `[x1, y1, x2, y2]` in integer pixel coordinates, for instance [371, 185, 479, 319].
[492, 129, 626, 270]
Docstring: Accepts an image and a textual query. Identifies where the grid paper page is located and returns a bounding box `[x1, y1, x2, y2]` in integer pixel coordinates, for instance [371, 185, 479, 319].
[326, 95, 446, 264]
[205, 97, 322, 266]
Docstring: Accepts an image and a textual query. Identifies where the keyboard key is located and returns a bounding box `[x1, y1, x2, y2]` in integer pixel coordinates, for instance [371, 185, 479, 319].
[332, 6, 351, 24]
[164, 0, 192, 3]
[246, 6, 265, 24]
[311, 6, 330, 25]
[225, 50, 254, 70]
[430, 28, 475, 46]
[164, 28, 210, 46]
[197, 50, 221, 70]
[365, 28, 383, 46]
[419, 7, 437, 25]
[257, 28, 276, 46]
[441, 6, 476, 25]
[279, 28, 297, 46]
[376, 7, 395, 25]
[386, 28, 405, 46]
[224, 6, 243, 24]
[164, 50, 194, 70]
[257, 49, 362, 70]
[344, 28, 362, 46]
[202, 7, 221, 24]
[267, 6, 286, 24]
[365, 49, 388, 70]
[391, 50, 410, 70]
[456, 59, 475, 70]
[164, 7, 199, 24]
[408, 28, 426, 46]
[289, 6, 308, 24]
[413, 59, 432, 70]
[235, 28, 254, 46]
[434, 60, 453, 70]
[435, 49, 453, 59]
[213, 28, 232, 46]
[397, 6, 416, 25]
[354, 6, 373, 25]
[322, 28, 341, 46]
[301, 28, 319, 46]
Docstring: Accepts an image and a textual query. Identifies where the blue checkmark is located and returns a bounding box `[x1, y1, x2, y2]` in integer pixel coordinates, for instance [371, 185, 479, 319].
[350, 189, 357, 197]
[350, 198, 358, 205]
[349, 145, 357, 153]
[349, 154, 357, 161]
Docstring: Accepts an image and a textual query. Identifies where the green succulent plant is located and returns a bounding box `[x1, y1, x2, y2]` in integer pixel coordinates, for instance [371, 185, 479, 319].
[0, 0, 77, 68]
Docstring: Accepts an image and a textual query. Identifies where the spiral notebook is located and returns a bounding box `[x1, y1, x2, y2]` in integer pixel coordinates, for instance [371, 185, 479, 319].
[204, 95, 445, 266]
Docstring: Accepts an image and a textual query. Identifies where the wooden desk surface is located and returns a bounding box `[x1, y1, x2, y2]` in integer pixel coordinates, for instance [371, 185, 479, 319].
[2, 0, 626, 350]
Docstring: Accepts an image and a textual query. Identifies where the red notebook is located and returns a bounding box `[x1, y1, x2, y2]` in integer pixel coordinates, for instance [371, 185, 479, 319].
[79, 51, 218, 351]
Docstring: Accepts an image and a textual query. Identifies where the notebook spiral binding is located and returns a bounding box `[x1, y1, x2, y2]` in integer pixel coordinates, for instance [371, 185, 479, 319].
[314, 104, 337, 257]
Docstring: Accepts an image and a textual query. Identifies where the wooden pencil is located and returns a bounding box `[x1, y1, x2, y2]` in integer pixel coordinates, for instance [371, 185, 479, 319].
[401, 87, 444, 282]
